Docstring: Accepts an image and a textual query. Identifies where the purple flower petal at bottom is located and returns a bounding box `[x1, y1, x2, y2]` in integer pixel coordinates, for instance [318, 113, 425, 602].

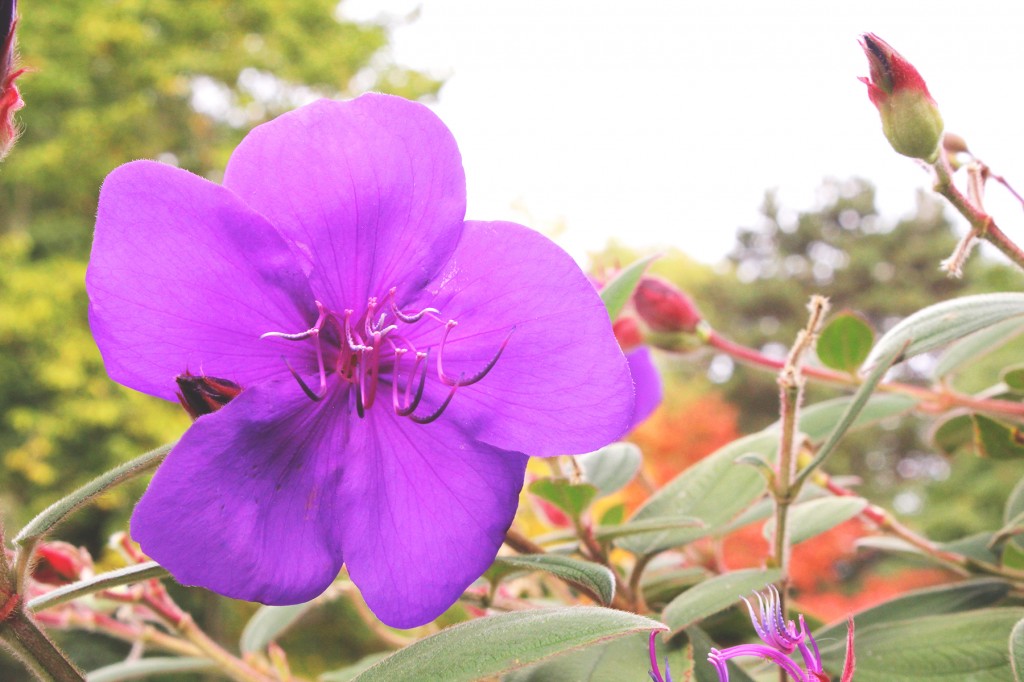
[337, 408, 529, 629]
[131, 380, 347, 605]
[410, 221, 634, 457]
[627, 347, 662, 429]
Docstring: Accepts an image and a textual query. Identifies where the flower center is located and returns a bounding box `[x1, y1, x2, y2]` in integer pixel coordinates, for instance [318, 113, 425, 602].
[262, 288, 511, 423]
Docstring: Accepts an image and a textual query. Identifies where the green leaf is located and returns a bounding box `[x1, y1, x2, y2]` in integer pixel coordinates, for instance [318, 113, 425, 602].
[529, 479, 599, 521]
[505, 631, 692, 682]
[578, 443, 643, 496]
[620, 394, 915, 556]
[864, 293, 1024, 370]
[27, 562, 168, 613]
[491, 555, 616, 605]
[320, 653, 391, 682]
[973, 414, 1024, 459]
[86, 657, 216, 682]
[931, 414, 1024, 459]
[640, 567, 710, 607]
[661, 568, 783, 635]
[351, 607, 666, 682]
[240, 603, 316, 654]
[934, 316, 1024, 379]
[1005, 474, 1024, 525]
[1011, 618, 1024, 682]
[818, 608, 1024, 681]
[599, 504, 626, 527]
[815, 578, 1011, 648]
[14, 442, 174, 547]
[1004, 366, 1024, 393]
[763, 496, 866, 545]
[599, 255, 658, 321]
[595, 516, 704, 543]
[817, 311, 874, 372]
[932, 414, 974, 456]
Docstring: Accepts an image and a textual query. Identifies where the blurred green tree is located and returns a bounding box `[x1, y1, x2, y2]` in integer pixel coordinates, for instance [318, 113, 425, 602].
[1, 0, 441, 256]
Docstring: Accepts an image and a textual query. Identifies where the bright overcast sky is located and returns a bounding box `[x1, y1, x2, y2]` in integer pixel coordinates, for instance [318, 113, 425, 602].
[343, 0, 1024, 265]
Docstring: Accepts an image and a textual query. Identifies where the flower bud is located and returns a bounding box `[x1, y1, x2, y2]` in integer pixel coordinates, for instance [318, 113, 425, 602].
[858, 33, 943, 162]
[1, 0, 25, 160]
[176, 373, 242, 419]
[633, 275, 702, 334]
[32, 542, 90, 585]
[612, 316, 643, 351]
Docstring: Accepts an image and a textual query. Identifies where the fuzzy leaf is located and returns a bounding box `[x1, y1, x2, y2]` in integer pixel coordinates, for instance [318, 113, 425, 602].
[505, 631, 692, 682]
[492, 555, 616, 605]
[818, 608, 1024, 681]
[662, 568, 783, 635]
[762, 496, 866, 545]
[240, 603, 316, 654]
[578, 443, 643, 496]
[864, 293, 1024, 370]
[934, 316, 1024, 379]
[351, 607, 666, 682]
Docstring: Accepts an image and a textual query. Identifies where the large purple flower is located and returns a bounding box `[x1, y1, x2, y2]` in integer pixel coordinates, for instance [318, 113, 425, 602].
[87, 94, 634, 628]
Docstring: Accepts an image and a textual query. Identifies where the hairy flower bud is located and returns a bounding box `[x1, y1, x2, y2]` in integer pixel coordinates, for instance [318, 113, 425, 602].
[634, 275, 702, 334]
[175, 373, 242, 419]
[858, 33, 943, 162]
[1, 0, 24, 160]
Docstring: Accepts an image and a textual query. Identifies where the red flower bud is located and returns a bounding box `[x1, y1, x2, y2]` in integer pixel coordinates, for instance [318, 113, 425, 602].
[32, 542, 89, 585]
[176, 373, 242, 419]
[613, 316, 643, 351]
[858, 33, 943, 161]
[1, 0, 25, 160]
[633, 275, 702, 334]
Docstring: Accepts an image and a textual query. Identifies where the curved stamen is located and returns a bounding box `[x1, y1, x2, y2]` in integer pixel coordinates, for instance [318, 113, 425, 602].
[283, 357, 325, 402]
[388, 287, 439, 324]
[343, 310, 372, 352]
[409, 381, 460, 424]
[394, 352, 430, 417]
[436, 323, 515, 387]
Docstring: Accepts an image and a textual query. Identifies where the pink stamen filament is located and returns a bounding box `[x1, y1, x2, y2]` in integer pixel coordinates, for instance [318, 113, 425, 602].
[260, 293, 511, 423]
[436, 322, 515, 387]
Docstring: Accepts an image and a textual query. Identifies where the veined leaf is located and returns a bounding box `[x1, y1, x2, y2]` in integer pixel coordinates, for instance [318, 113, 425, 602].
[491, 555, 616, 605]
[352, 607, 665, 682]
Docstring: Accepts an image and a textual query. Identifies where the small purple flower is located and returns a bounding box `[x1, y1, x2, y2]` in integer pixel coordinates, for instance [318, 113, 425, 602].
[87, 94, 634, 628]
[708, 586, 829, 682]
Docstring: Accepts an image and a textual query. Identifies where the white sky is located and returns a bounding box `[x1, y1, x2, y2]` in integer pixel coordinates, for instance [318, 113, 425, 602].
[343, 0, 1024, 265]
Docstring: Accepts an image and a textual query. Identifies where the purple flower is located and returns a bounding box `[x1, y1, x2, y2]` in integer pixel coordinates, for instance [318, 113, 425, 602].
[708, 586, 828, 681]
[86, 94, 634, 628]
[626, 347, 662, 428]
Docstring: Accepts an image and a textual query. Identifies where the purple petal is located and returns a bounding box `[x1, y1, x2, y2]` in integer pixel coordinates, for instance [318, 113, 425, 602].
[87, 161, 317, 401]
[222, 94, 466, 308]
[337, 409, 528, 629]
[410, 220, 634, 456]
[627, 347, 662, 429]
[131, 380, 347, 604]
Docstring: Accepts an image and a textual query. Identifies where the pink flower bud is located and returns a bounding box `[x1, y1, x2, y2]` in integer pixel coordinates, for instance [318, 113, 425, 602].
[633, 275, 702, 334]
[612, 316, 643, 351]
[858, 33, 943, 161]
[1, 0, 25, 160]
[32, 542, 90, 585]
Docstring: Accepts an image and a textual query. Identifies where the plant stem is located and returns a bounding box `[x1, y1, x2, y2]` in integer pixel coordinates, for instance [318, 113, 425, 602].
[706, 330, 1024, 421]
[1, 607, 84, 681]
[932, 150, 1024, 275]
